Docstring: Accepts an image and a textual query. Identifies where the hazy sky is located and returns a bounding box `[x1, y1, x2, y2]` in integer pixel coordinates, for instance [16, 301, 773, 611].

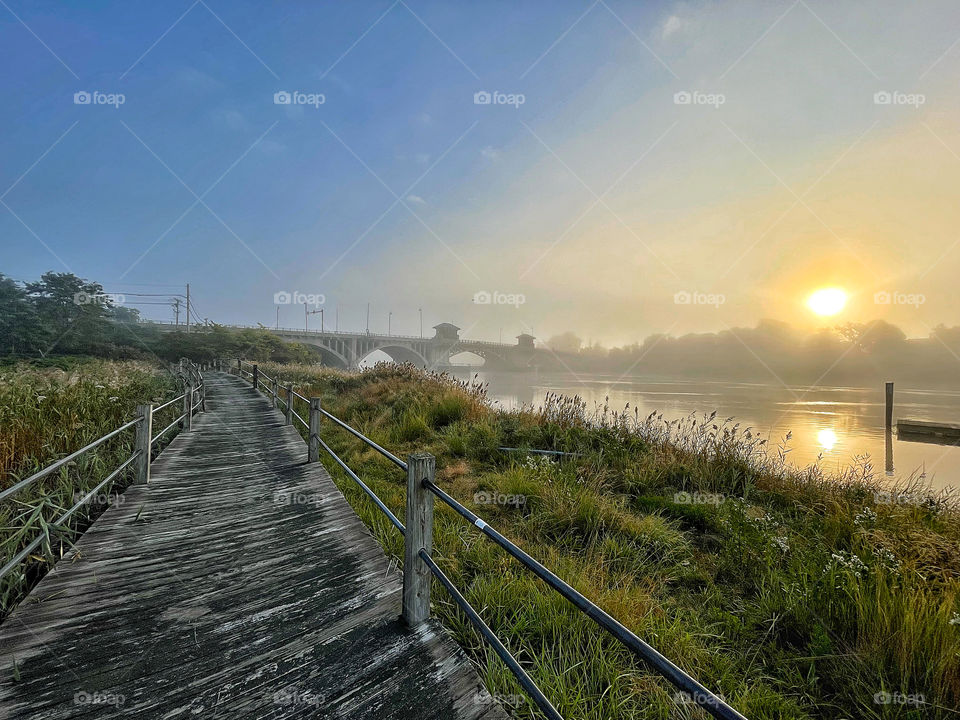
[3, 1, 960, 345]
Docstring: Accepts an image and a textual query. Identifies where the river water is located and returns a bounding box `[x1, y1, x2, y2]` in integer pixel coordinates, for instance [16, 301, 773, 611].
[453, 370, 960, 492]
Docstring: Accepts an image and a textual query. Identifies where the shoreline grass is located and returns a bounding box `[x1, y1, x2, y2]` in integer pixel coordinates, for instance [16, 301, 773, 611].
[264, 361, 960, 720]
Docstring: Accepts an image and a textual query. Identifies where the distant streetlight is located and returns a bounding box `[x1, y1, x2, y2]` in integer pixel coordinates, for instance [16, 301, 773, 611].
[388, 311, 392, 336]
[419, 308, 423, 339]
[276, 306, 279, 330]
[366, 302, 370, 335]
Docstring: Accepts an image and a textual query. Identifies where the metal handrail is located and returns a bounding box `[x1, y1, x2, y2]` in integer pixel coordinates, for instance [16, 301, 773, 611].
[0, 450, 141, 582]
[1, 361, 206, 589]
[244, 373, 405, 530]
[422, 480, 746, 720]
[152, 414, 187, 445]
[236, 361, 742, 719]
[0, 417, 141, 504]
[154, 393, 186, 414]
[319, 409, 407, 470]
[317, 437, 404, 533]
[419, 550, 562, 720]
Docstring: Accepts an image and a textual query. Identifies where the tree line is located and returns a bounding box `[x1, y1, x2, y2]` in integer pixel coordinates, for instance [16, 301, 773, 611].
[545, 319, 960, 385]
[0, 272, 316, 364]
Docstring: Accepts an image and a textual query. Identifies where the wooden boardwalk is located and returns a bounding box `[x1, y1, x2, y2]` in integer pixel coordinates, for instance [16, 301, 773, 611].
[0, 373, 506, 719]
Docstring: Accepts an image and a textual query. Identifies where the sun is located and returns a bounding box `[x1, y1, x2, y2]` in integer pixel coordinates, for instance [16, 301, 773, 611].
[806, 287, 847, 317]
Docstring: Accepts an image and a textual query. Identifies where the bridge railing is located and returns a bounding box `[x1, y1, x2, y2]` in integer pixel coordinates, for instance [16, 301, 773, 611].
[231, 359, 747, 720]
[0, 361, 207, 586]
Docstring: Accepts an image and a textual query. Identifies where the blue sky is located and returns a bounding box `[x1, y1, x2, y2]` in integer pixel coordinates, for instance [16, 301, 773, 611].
[3, 1, 960, 343]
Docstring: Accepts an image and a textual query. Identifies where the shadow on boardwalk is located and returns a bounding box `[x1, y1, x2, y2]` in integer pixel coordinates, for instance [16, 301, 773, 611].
[0, 373, 506, 719]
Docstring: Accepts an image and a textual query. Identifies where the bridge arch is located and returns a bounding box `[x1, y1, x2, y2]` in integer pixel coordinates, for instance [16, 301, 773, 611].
[282, 338, 351, 369]
[358, 343, 429, 368]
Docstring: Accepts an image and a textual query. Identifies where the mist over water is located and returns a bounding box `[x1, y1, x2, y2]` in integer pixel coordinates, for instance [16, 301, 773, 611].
[457, 369, 960, 492]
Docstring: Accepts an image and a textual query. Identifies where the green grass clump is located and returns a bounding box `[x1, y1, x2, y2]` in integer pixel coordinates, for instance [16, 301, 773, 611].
[260, 361, 960, 720]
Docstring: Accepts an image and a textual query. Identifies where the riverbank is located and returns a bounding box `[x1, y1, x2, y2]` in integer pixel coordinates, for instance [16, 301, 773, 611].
[263, 361, 959, 720]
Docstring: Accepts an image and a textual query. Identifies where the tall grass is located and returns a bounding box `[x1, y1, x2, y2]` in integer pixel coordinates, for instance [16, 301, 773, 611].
[0, 359, 176, 615]
[261, 361, 960, 720]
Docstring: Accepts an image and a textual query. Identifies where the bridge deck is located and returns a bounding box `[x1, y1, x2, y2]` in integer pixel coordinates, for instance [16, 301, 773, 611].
[0, 373, 505, 719]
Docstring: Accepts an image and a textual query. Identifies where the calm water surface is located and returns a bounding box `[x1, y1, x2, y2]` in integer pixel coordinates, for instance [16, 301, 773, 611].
[454, 370, 960, 492]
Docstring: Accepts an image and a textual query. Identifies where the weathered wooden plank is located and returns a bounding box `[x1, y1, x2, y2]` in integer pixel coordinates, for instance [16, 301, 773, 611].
[0, 373, 507, 719]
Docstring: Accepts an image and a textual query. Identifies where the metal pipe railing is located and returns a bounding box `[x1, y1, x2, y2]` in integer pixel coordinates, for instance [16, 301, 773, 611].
[152, 414, 187, 445]
[0, 417, 141, 504]
[1, 361, 206, 588]
[154, 393, 186, 414]
[319, 408, 407, 470]
[419, 549, 562, 720]
[233, 359, 744, 719]
[422, 480, 746, 720]
[0, 450, 141, 582]
[317, 437, 404, 533]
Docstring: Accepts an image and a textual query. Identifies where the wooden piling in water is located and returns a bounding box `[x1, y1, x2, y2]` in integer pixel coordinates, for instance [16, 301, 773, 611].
[885, 381, 894, 433]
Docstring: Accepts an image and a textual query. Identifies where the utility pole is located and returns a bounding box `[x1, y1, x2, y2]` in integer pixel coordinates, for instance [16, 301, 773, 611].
[336, 304, 339, 332]
[276, 306, 279, 330]
[419, 308, 423, 339]
[186, 283, 191, 334]
[366, 302, 370, 335]
[305, 304, 321, 331]
[388, 311, 392, 336]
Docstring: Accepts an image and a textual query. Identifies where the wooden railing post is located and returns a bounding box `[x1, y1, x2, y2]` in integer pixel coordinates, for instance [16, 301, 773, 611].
[183, 380, 194, 431]
[252, 364, 259, 391]
[271, 378, 278, 408]
[135, 404, 153, 484]
[285, 385, 294, 425]
[308, 398, 321, 462]
[403, 452, 435, 625]
[236, 358, 241, 375]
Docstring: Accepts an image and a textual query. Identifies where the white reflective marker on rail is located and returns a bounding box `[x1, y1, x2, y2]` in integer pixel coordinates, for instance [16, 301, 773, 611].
[474, 519, 487, 531]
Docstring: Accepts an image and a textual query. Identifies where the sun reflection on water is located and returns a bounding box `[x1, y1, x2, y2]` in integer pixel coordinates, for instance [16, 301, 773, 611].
[817, 428, 838, 451]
